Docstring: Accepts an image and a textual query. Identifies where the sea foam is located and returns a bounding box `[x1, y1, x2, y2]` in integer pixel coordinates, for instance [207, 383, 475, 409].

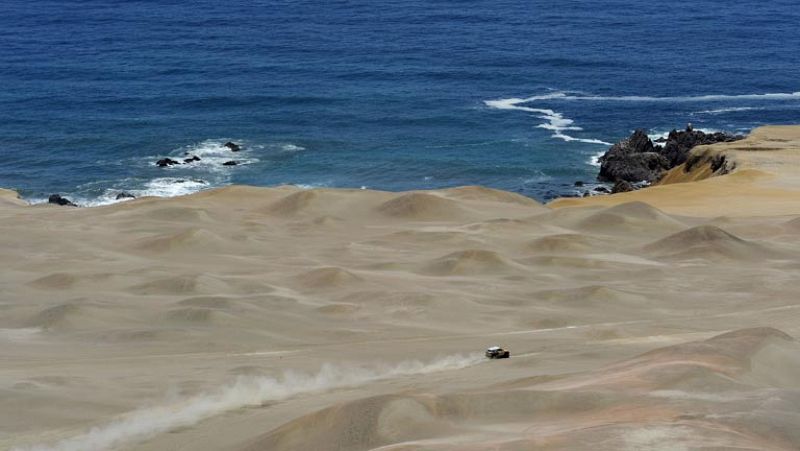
[484, 97, 611, 145]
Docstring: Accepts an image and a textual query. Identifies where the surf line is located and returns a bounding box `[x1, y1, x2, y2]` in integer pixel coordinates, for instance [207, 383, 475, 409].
[18, 354, 483, 451]
[484, 96, 612, 146]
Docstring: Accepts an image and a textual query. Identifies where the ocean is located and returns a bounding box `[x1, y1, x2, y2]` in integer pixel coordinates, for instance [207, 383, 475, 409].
[2, 0, 799, 205]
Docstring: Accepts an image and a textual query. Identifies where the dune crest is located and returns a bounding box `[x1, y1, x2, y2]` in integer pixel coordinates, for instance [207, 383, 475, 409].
[377, 192, 467, 220]
[643, 224, 781, 261]
[421, 249, 518, 276]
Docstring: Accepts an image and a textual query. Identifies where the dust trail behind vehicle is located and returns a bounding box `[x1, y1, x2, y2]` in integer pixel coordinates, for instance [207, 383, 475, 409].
[18, 354, 483, 451]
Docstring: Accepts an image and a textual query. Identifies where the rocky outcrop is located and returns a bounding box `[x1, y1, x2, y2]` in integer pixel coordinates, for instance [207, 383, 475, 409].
[611, 180, 634, 193]
[156, 158, 181, 167]
[183, 155, 201, 163]
[597, 126, 743, 186]
[224, 141, 241, 152]
[115, 192, 136, 200]
[222, 160, 239, 166]
[48, 194, 77, 207]
[598, 129, 670, 183]
[661, 127, 743, 167]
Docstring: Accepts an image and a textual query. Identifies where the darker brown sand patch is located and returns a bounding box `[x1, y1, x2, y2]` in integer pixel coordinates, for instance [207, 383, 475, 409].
[26, 303, 83, 329]
[294, 267, 364, 289]
[527, 233, 600, 253]
[133, 228, 230, 254]
[421, 249, 517, 276]
[266, 190, 321, 216]
[27, 272, 77, 290]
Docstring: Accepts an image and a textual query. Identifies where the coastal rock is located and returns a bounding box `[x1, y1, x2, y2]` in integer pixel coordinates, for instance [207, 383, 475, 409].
[593, 186, 610, 193]
[115, 192, 136, 200]
[574, 181, 584, 187]
[184, 156, 201, 163]
[611, 180, 634, 193]
[597, 126, 744, 187]
[598, 130, 670, 183]
[156, 158, 181, 167]
[224, 142, 241, 152]
[222, 160, 239, 166]
[48, 194, 77, 207]
[661, 126, 743, 167]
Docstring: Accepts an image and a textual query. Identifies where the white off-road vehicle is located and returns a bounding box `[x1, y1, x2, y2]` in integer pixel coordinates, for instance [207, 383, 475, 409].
[485, 346, 510, 359]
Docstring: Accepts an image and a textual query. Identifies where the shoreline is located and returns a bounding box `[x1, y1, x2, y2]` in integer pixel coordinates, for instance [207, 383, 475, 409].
[6, 125, 800, 217]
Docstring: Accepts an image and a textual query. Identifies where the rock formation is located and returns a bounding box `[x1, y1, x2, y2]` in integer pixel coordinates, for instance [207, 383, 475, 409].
[597, 126, 743, 186]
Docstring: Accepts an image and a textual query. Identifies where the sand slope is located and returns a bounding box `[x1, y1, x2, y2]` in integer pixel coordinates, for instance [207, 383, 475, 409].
[3, 128, 800, 451]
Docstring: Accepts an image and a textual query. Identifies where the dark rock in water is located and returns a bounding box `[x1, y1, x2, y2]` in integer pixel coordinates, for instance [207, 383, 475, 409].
[48, 194, 77, 207]
[183, 155, 201, 163]
[156, 158, 181, 167]
[593, 186, 610, 193]
[597, 126, 743, 187]
[115, 192, 136, 200]
[574, 181, 584, 187]
[224, 141, 241, 152]
[583, 192, 592, 197]
[222, 160, 239, 166]
[598, 129, 670, 184]
[611, 180, 634, 193]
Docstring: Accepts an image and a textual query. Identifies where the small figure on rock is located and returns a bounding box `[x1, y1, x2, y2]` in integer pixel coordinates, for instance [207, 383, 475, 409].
[224, 141, 241, 152]
[48, 194, 77, 207]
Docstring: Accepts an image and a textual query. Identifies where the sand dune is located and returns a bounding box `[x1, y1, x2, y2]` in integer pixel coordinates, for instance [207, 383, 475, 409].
[526, 233, 602, 253]
[643, 225, 783, 261]
[293, 267, 364, 289]
[4, 127, 800, 451]
[376, 192, 468, 220]
[421, 249, 521, 276]
[575, 202, 686, 235]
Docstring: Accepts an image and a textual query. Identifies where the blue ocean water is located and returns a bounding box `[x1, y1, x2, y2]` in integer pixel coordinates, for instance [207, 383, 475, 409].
[1, 0, 799, 205]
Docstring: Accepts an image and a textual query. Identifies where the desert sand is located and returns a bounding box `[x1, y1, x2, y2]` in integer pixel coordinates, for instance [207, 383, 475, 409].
[3, 126, 800, 451]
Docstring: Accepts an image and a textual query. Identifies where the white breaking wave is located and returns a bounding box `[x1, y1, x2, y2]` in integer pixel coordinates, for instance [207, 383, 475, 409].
[134, 178, 210, 198]
[486, 90, 799, 147]
[647, 128, 722, 143]
[280, 143, 305, 152]
[484, 97, 612, 145]
[70, 179, 210, 207]
[514, 91, 800, 103]
[177, 139, 259, 171]
[18, 354, 482, 451]
[694, 106, 763, 115]
[588, 150, 605, 167]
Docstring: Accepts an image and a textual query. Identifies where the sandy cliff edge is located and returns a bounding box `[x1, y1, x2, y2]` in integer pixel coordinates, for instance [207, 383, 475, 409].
[549, 125, 800, 217]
